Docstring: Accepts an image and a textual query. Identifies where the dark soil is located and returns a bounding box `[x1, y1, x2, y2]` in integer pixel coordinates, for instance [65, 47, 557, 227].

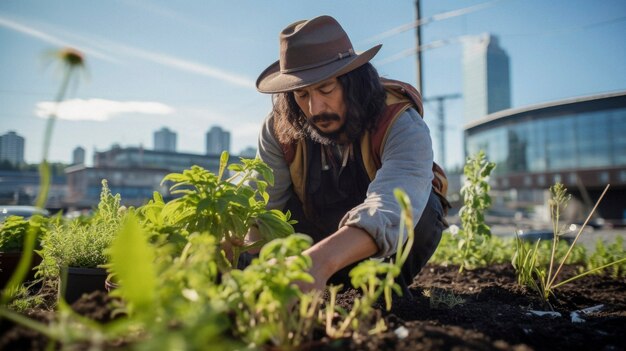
[1, 264, 625, 350]
[337, 264, 626, 351]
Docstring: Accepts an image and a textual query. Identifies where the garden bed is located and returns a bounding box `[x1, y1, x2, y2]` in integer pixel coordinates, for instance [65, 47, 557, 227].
[2, 263, 624, 351]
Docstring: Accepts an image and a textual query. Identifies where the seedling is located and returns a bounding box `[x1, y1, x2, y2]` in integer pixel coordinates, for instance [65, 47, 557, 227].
[454, 151, 496, 272]
[422, 288, 465, 308]
[324, 188, 415, 338]
[512, 183, 626, 309]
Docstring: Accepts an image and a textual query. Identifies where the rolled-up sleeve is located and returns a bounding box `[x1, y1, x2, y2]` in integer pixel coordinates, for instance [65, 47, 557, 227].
[339, 108, 434, 258]
[256, 113, 293, 211]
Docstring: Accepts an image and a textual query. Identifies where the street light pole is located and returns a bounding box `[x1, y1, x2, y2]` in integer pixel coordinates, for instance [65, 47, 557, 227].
[425, 94, 461, 168]
[415, 0, 423, 94]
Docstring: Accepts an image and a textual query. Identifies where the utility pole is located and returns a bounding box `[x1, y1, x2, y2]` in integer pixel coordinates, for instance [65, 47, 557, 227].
[424, 94, 461, 168]
[415, 0, 423, 94]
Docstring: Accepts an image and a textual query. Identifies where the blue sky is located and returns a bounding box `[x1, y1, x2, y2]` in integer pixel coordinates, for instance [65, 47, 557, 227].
[1, 0, 625, 168]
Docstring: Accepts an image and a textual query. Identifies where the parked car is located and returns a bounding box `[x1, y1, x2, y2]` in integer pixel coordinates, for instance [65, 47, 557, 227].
[0, 205, 49, 222]
[515, 229, 575, 245]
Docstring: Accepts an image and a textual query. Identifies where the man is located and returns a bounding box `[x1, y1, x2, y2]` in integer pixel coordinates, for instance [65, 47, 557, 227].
[252, 15, 448, 294]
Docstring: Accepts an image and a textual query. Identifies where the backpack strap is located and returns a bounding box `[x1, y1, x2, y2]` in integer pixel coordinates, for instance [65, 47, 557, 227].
[369, 78, 451, 213]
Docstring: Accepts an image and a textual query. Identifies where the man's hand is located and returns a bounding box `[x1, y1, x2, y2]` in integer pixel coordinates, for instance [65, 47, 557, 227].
[298, 226, 378, 293]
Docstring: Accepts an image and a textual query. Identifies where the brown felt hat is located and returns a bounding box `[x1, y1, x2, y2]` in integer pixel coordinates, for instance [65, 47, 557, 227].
[256, 15, 382, 93]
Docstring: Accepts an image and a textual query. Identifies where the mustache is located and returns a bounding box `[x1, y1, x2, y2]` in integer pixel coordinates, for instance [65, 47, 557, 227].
[310, 113, 341, 124]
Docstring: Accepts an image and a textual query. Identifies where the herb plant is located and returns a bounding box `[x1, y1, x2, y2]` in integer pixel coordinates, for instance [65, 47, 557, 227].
[158, 151, 295, 268]
[0, 215, 47, 253]
[431, 151, 496, 272]
[586, 237, 626, 278]
[222, 234, 318, 348]
[512, 183, 626, 308]
[1, 162, 419, 350]
[37, 180, 124, 279]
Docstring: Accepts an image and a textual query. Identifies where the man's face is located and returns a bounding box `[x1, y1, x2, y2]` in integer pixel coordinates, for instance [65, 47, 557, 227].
[293, 77, 347, 141]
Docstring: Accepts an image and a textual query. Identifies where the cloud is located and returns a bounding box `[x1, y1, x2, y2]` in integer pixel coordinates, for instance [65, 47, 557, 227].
[35, 98, 175, 121]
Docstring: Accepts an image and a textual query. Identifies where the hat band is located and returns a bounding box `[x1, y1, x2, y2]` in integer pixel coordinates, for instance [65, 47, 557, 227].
[281, 49, 355, 74]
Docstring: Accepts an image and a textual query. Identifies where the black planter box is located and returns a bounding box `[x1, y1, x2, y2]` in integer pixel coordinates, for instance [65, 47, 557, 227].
[0, 251, 42, 290]
[63, 267, 107, 304]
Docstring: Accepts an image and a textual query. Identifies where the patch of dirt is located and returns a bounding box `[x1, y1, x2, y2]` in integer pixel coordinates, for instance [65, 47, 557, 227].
[349, 264, 626, 351]
[1, 264, 625, 350]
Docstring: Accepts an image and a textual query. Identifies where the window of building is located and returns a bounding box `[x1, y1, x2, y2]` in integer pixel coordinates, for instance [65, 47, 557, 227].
[501, 177, 509, 187]
[553, 174, 561, 184]
[568, 173, 577, 184]
[599, 171, 610, 184]
[523, 175, 532, 186]
[537, 175, 546, 186]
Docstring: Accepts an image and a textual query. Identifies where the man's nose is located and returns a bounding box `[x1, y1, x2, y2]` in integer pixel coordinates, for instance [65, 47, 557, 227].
[308, 94, 325, 116]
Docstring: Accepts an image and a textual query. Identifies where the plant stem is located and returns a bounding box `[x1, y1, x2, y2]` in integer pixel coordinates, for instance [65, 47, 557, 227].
[2, 54, 79, 304]
[546, 194, 560, 291]
[548, 184, 610, 288]
[35, 67, 72, 209]
[552, 257, 626, 289]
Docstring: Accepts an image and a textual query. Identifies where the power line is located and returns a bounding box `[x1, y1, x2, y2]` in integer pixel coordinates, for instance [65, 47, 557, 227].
[362, 0, 502, 44]
[500, 15, 626, 37]
[376, 10, 626, 67]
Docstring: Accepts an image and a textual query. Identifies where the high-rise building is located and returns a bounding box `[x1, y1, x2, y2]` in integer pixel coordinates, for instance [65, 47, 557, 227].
[239, 146, 257, 158]
[0, 131, 25, 166]
[73, 146, 86, 165]
[154, 127, 177, 152]
[205, 126, 230, 156]
[462, 33, 511, 123]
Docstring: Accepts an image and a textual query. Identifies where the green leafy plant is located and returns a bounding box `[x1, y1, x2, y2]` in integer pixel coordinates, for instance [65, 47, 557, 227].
[223, 233, 319, 348]
[512, 183, 626, 308]
[433, 151, 495, 272]
[586, 237, 626, 278]
[431, 226, 516, 267]
[1, 165, 418, 350]
[0, 215, 47, 253]
[107, 213, 241, 350]
[158, 151, 295, 268]
[37, 180, 124, 279]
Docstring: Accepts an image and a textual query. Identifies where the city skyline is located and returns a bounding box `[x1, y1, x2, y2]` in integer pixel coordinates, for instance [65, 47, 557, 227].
[1, 1, 625, 167]
[0, 124, 241, 166]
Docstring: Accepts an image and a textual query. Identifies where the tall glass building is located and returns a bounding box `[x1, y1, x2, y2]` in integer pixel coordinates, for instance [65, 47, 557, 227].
[465, 91, 626, 224]
[463, 33, 511, 123]
[0, 131, 25, 166]
[154, 127, 177, 152]
[205, 126, 231, 156]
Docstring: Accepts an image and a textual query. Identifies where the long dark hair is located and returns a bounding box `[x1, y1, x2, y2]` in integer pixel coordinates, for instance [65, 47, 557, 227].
[271, 63, 387, 145]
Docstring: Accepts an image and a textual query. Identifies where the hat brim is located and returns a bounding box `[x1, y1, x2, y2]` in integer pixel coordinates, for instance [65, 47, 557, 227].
[256, 44, 382, 94]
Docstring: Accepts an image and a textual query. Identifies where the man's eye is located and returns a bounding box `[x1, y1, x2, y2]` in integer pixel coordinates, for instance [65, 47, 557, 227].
[320, 87, 334, 94]
[295, 92, 308, 98]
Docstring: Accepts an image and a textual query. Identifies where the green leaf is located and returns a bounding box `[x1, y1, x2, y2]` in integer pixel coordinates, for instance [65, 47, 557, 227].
[218, 151, 229, 181]
[109, 214, 157, 315]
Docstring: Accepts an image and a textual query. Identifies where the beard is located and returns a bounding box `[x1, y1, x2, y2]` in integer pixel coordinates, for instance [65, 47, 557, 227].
[304, 113, 362, 145]
[303, 113, 344, 145]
